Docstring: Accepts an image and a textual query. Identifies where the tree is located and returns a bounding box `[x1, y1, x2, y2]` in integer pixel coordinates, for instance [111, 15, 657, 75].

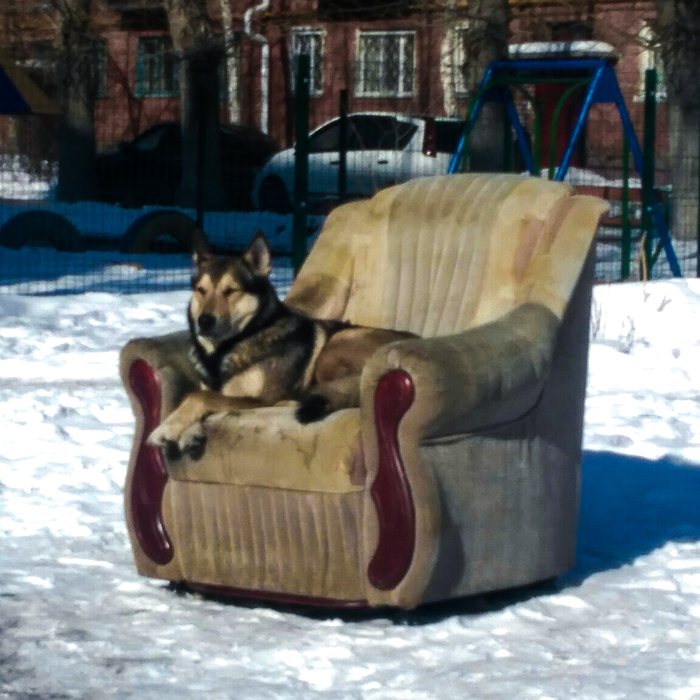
[52, 0, 99, 202]
[441, 0, 510, 171]
[653, 0, 700, 241]
[219, 0, 240, 123]
[162, 0, 226, 210]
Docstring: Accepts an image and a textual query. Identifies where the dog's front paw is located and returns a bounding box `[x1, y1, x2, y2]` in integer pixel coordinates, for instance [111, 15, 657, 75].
[179, 423, 208, 461]
[296, 394, 331, 424]
[148, 419, 207, 461]
[148, 421, 178, 449]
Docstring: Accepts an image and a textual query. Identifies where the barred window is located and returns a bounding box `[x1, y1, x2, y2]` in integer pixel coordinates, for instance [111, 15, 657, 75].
[136, 36, 179, 98]
[290, 30, 324, 96]
[452, 26, 469, 95]
[356, 31, 416, 98]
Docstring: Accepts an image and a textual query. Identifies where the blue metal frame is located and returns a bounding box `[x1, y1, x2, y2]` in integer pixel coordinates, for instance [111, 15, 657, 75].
[449, 58, 682, 278]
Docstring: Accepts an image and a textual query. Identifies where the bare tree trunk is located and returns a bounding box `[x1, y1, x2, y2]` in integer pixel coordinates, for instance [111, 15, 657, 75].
[456, 0, 509, 171]
[667, 103, 699, 241]
[220, 0, 240, 124]
[55, 0, 98, 202]
[655, 0, 700, 240]
[163, 0, 225, 210]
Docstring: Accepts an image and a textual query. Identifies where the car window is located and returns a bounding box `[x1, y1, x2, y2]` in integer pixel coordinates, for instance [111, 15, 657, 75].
[131, 127, 167, 152]
[309, 123, 341, 152]
[349, 116, 417, 150]
[434, 120, 467, 154]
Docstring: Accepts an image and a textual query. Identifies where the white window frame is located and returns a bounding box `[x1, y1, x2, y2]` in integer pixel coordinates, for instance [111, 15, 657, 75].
[290, 28, 324, 97]
[636, 23, 667, 102]
[355, 30, 416, 98]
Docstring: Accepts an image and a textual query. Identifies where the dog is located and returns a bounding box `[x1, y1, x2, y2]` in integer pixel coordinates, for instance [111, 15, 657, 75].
[148, 231, 415, 460]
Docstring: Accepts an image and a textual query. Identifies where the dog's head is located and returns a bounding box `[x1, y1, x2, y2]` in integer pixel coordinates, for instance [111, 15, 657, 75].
[189, 230, 274, 352]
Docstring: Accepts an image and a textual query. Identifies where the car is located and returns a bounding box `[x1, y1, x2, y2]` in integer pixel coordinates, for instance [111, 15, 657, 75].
[251, 113, 468, 213]
[95, 121, 279, 211]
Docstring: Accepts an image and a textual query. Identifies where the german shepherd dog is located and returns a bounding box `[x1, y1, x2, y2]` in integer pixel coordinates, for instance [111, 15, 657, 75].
[148, 231, 414, 460]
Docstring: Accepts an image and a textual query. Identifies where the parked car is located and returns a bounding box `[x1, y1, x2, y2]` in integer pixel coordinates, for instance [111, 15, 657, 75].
[95, 121, 279, 211]
[251, 113, 468, 213]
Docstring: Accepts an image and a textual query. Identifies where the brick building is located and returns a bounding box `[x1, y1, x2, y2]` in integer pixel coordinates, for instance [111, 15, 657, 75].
[1, 1, 666, 174]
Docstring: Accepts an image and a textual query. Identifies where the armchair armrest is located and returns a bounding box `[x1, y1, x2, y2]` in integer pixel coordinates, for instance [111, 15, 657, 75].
[119, 330, 200, 420]
[362, 302, 559, 441]
[358, 303, 560, 608]
[119, 330, 197, 577]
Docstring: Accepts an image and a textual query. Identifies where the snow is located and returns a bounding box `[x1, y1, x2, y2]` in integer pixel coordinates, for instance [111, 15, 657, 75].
[0, 259, 699, 699]
[1, 160, 700, 699]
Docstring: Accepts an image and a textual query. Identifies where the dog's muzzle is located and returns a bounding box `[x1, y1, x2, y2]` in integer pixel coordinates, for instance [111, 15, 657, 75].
[197, 313, 218, 337]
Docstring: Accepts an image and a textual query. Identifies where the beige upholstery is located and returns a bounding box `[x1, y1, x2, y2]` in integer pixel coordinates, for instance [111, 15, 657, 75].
[121, 173, 607, 609]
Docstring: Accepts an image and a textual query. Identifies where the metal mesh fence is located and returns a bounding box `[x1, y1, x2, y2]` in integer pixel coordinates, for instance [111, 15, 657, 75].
[0, 1, 698, 296]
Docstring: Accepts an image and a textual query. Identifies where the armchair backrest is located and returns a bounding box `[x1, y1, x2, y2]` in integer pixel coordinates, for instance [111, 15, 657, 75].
[286, 174, 607, 337]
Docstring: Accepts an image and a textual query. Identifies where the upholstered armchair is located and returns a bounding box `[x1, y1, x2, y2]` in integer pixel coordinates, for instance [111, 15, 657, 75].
[120, 173, 607, 610]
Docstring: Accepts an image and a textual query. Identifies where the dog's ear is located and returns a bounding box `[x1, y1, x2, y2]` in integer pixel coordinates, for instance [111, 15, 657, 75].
[191, 228, 212, 266]
[242, 231, 272, 277]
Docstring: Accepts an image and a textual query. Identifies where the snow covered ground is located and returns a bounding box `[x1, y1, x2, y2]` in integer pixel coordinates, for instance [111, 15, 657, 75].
[0, 258, 699, 699]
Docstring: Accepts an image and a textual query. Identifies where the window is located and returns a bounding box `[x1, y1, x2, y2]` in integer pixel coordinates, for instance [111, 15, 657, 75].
[350, 115, 417, 149]
[452, 25, 470, 95]
[308, 115, 418, 153]
[549, 21, 593, 41]
[356, 31, 416, 98]
[637, 24, 667, 102]
[290, 30, 324, 96]
[136, 36, 179, 97]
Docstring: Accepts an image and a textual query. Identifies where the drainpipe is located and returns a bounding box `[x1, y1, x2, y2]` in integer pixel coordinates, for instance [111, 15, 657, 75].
[244, 0, 270, 134]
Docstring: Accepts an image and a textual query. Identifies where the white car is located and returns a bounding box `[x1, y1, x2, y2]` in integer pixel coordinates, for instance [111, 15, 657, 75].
[251, 113, 467, 213]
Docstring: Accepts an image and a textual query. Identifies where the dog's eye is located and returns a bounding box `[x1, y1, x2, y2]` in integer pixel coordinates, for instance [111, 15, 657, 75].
[222, 287, 237, 297]
[195, 286, 207, 296]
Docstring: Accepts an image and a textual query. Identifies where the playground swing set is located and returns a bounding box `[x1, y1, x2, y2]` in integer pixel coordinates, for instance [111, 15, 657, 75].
[448, 56, 682, 279]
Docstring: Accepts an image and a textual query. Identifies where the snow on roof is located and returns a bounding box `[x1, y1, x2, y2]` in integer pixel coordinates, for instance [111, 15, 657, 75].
[509, 41, 619, 62]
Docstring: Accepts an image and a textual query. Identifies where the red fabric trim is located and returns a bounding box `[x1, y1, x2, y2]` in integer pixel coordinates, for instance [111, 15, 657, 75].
[368, 369, 416, 590]
[128, 359, 173, 566]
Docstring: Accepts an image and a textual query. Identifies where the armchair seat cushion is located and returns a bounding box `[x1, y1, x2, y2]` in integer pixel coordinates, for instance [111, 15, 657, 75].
[165, 407, 365, 494]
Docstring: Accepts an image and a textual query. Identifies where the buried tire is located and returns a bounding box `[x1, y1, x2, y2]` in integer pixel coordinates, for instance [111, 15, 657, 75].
[258, 176, 293, 214]
[0, 210, 84, 252]
[120, 210, 199, 254]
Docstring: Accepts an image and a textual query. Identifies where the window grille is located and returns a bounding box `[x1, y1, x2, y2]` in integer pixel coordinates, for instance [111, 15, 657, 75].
[290, 30, 324, 96]
[136, 36, 179, 98]
[356, 31, 415, 98]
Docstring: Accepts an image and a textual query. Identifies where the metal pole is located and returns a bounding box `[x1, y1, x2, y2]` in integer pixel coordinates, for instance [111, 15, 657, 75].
[697, 94, 700, 278]
[292, 54, 310, 276]
[338, 89, 348, 202]
[196, 88, 206, 229]
[642, 68, 657, 277]
[621, 135, 631, 280]
[502, 102, 512, 172]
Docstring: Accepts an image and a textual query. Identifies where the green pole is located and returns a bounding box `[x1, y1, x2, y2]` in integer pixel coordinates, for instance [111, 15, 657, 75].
[641, 68, 657, 277]
[502, 102, 513, 172]
[292, 54, 311, 276]
[697, 92, 700, 278]
[621, 135, 631, 280]
[338, 89, 348, 202]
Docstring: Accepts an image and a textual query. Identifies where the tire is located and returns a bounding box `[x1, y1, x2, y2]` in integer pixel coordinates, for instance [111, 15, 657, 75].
[258, 176, 293, 214]
[120, 210, 198, 254]
[0, 211, 84, 252]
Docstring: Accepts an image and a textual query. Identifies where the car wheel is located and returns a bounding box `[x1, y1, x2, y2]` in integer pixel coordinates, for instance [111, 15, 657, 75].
[120, 210, 198, 254]
[258, 176, 293, 214]
[0, 211, 84, 252]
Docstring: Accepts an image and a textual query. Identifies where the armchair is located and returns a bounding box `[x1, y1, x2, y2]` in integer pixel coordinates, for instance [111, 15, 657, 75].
[120, 173, 606, 610]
